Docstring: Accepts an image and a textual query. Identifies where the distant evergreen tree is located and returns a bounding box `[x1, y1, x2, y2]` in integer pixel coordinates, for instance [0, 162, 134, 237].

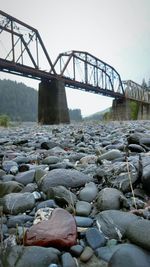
[141, 78, 147, 89]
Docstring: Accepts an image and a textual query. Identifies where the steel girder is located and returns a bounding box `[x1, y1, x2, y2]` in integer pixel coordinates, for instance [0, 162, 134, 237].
[0, 10, 56, 74]
[53, 50, 124, 97]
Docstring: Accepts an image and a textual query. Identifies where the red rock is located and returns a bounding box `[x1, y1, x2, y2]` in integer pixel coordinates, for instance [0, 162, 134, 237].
[24, 208, 77, 248]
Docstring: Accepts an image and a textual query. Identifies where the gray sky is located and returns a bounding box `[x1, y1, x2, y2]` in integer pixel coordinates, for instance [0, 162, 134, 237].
[0, 0, 150, 116]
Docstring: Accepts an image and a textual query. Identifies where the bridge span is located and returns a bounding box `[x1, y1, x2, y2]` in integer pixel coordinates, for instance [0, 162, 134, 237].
[0, 10, 149, 123]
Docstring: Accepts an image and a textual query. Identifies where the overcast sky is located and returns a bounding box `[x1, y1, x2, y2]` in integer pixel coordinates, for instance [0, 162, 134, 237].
[0, 0, 150, 116]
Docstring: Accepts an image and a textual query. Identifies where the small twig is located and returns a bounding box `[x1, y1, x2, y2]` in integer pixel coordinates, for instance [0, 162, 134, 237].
[126, 157, 137, 210]
[0, 206, 3, 249]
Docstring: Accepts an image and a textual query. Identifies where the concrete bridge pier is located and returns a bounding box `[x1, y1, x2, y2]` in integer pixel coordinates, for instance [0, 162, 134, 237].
[38, 79, 70, 124]
[112, 98, 131, 120]
[112, 98, 150, 120]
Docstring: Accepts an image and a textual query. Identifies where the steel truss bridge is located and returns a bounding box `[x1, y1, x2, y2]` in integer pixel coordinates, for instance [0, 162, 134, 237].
[0, 10, 149, 103]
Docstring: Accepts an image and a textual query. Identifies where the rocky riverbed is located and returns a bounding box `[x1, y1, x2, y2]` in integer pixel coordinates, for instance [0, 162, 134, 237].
[0, 121, 150, 267]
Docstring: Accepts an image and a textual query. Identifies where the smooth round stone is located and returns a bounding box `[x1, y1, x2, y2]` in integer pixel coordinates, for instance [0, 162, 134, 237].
[42, 156, 60, 165]
[85, 227, 107, 250]
[15, 169, 35, 186]
[127, 133, 142, 145]
[47, 185, 77, 207]
[7, 214, 33, 228]
[70, 245, 84, 257]
[128, 144, 145, 153]
[36, 200, 58, 210]
[61, 252, 77, 267]
[108, 243, 150, 267]
[76, 201, 92, 216]
[140, 137, 150, 147]
[79, 182, 98, 202]
[40, 169, 93, 191]
[80, 246, 94, 262]
[96, 188, 122, 211]
[97, 149, 122, 162]
[3, 192, 35, 215]
[0, 181, 24, 197]
[125, 219, 150, 251]
[0, 245, 60, 267]
[75, 216, 93, 227]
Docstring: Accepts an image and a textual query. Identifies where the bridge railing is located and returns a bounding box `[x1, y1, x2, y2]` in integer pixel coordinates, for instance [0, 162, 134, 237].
[123, 80, 150, 103]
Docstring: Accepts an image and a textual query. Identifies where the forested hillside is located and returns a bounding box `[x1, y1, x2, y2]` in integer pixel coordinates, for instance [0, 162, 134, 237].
[0, 79, 38, 121]
[0, 79, 82, 122]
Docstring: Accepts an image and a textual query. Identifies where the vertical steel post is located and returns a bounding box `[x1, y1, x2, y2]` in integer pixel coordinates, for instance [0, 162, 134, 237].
[36, 35, 39, 69]
[73, 56, 75, 80]
[84, 53, 88, 83]
[11, 20, 15, 62]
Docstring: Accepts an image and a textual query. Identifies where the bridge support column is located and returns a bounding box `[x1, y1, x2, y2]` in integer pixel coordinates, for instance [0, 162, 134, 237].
[38, 79, 70, 124]
[137, 103, 150, 120]
[112, 98, 150, 120]
[112, 98, 130, 120]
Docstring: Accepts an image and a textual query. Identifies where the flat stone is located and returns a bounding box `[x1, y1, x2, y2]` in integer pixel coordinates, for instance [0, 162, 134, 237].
[70, 244, 84, 257]
[97, 149, 122, 162]
[125, 219, 150, 251]
[128, 144, 145, 153]
[7, 214, 33, 228]
[80, 246, 94, 262]
[36, 200, 58, 210]
[85, 227, 107, 250]
[40, 169, 92, 191]
[79, 182, 98, 202]
[96, 187, 123, 211]
[15, 170, 35, 186]
[42, 156, 60, 165]
[76, 201, 92, 216]
[47, 185, 77, 207]
[75, 216, 93, 227]
[25, 208, 77, 248]
[3, 192, 35, 215]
